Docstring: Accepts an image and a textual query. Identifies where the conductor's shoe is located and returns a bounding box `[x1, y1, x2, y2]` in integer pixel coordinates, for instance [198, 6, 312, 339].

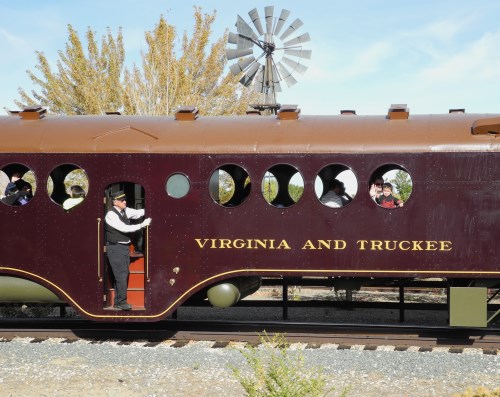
[114, 303, 132, 310]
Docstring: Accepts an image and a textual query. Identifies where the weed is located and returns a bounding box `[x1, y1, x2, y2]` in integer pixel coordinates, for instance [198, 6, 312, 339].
[230, 332, 349, 397]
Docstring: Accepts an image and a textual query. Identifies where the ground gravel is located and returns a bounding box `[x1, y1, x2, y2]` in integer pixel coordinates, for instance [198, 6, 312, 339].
[0, 336, 498, 397]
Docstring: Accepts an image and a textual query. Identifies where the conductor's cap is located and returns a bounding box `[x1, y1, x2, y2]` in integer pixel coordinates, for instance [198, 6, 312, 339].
[111, 191, 126, 201]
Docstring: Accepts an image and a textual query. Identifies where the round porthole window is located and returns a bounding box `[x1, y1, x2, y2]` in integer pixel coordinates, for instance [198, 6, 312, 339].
[0, 163, 36, 207]
[261, 164, 304, 208]
[47, 164, 89, 211]
[369, 164, 413, 209]
[315, 164, 358, 208]
[166, 173, 190, 198]
[209, 164, 251, 207]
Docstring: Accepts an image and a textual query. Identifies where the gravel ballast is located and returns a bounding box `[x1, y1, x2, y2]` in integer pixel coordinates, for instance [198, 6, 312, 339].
[0, 337, 498, 397]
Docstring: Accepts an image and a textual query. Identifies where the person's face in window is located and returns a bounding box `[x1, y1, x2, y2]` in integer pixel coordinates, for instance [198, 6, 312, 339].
[374, 179, 384, 193]
[382, 187, 392, 197]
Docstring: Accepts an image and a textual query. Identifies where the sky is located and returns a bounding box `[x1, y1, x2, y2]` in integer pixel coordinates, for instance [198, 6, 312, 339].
[1, 0, 500, 116]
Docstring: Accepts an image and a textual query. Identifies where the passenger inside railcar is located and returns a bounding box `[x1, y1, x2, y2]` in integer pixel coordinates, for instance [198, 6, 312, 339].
[376, 182, 404, 208]
[369, 175, 384, 202]
[47, 164, 89, 211]
[0, 165, 37, 207]
[369, 165, 413, 209]
[62, 185, 86, 211]
[315, 164, 357, 208]
[320, 179, 347, 208]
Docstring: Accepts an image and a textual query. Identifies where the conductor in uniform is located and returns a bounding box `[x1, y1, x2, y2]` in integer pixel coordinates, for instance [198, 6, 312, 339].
[105, 191, 152, 310]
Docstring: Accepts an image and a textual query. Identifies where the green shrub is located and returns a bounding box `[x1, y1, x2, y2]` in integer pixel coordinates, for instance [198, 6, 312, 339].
[231, 332, 349, 397]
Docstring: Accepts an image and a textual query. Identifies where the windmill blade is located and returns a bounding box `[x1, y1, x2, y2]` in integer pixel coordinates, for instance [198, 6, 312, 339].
[236, 15, 257, 50]
[237, 34, 254, 51]
[284, 48, 312, 60]
[239, 61, 260, 87]
[273, 9, 290, 36]
[279, 18, 304, 41]
[228, 32, 239, 45]
[277, 62, 298, 87]
[270, 64, 282, 92]
[226, 47, 253, 61]
[281, 56, 308, 75]
[273, 80, 282, 93]
[265, 6, 274, 34]
[253, 66, 265, 93]
[229, 55, 256, 76]
[283, 32, 311, 47]
[248, 8, 264, 35]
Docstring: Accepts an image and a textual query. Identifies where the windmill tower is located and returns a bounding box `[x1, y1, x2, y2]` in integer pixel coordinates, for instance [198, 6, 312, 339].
[226, 6, 311, 114]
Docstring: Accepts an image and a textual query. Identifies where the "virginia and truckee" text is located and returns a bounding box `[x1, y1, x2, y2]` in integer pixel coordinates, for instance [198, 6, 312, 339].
[194, 238, 453, 251]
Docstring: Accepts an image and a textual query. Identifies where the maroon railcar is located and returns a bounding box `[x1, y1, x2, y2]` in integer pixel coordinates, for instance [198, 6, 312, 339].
[0, 106, 498, 325]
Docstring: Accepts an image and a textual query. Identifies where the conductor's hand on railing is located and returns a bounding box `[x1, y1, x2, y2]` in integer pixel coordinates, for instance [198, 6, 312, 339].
[141, 218, 152, 228]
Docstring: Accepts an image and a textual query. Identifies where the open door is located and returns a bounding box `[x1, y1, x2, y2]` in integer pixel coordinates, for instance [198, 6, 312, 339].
[103, 182, 146, 310]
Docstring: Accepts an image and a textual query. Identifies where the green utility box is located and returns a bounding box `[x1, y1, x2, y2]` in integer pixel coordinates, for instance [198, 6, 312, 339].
[449, 287, 487, 327]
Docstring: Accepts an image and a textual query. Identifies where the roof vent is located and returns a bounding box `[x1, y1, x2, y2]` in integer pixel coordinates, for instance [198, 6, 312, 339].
[175, 106, 199, 121]
[277, 104, 300, 120]
[471, 117, 500, 135]
[340, 110, 356, 115]
[105, 111, 121, 115]
[449, 108, 465, 114]
[387, 104, 409, 120]
[20, 105, 46, 120]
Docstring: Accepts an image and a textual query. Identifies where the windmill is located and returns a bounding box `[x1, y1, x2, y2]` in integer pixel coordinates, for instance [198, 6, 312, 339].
[226, 6, 311, 114]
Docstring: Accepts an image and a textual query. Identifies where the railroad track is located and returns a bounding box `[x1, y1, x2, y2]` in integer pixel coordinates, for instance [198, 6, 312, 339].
[0, 318, 499, 353]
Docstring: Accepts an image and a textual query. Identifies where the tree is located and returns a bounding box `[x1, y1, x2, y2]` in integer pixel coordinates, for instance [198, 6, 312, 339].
[17, 7, 259, 116]
[17, 25, 125, 114]
[389, 170, 413, 202]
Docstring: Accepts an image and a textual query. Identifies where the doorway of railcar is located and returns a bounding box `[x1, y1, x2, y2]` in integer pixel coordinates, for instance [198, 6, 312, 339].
[103, 182, 147, 310]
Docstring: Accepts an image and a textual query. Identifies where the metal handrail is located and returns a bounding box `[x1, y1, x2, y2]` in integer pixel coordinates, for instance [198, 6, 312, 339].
[97, 218, 102, 282]
[146, 225, 150, 282]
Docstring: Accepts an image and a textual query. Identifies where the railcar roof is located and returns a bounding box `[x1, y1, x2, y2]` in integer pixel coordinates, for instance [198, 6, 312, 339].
[0, 113, 499, 154]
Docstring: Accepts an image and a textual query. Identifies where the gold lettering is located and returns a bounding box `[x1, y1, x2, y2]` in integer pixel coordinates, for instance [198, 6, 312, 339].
[301, 240, 316, 250]
[426, 241, 437, 251]
[196, 238, 453, 252]
[399, 241, 411, 250]
[384, 241, 397, 251]
[195, 238, 209, 248]
[277, 240, 291, 250]
[334, 240, 347, 250]
[412, 241, 424, 251]
[440, 241, 452, 251]
[254, 239, 268, 249]
[357, 240, 368, 250]
[233, 239, 245, 249]
[219, 239, 232, 249]
[317, 240, 331, 250]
